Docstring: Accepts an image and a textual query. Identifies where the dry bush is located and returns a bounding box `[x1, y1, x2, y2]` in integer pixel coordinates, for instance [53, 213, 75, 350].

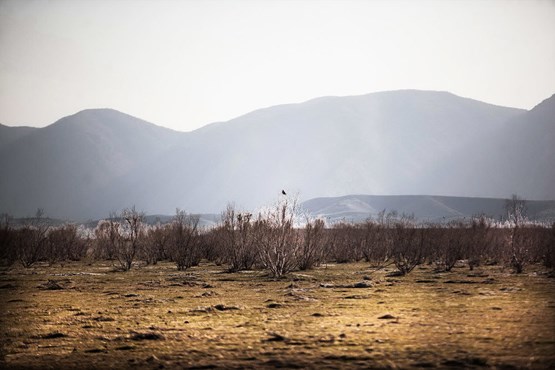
[93, 214, 122, 260]
[360, 217, 392, 268]
[467, 216, 494, 270]
[298, 218, 326, 270]
[434, 221, 468, 272]
[390, 217, 426, 275]
[256, 197, 301, 278]
[543, 223, 555, 269]
[114, 206, 145, 271]
[202, 226, 227, 265]
[168, 209, 202, 271]
[0, 213, 16, 265]
[142, 223, 172, 265]
[46, 224, 86, 265]
[220, 204, 258, 272]
[16, 209, 50, 268]
[327, 222, 362, 263]
[502, 195, 534, 273]
[91, 207, 146, 271]
[506, 225, 538, 274]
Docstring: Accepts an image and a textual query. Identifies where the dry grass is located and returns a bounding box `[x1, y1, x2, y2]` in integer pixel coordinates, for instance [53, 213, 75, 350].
[1, 261, 554, 369]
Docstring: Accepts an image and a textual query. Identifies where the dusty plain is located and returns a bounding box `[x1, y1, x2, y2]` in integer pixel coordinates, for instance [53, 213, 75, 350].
[1, 261, 554, 369]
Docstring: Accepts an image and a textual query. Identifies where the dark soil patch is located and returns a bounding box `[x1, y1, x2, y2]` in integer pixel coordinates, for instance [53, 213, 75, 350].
[264, 332, 288, 342]
[33, 332, 67, 339]
[130, 332, 165, 341]
[378, 314, 396, 320]
[38, 280, 66, 290]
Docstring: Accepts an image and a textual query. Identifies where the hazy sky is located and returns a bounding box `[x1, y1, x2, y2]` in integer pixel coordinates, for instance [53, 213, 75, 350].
[1, 0, 554, 132]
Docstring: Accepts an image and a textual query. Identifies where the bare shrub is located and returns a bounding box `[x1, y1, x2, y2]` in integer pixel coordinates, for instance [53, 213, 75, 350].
[506, 225, 535, 274]
[473, 223, 496, 266]
[202, 226, 227, 265]
[143, 223, 171, 265]
[0, 213, 16, 265]
[360, 220, 378, 263]
[360, 214, 392, 268]
[17, 209, 50, 268]
[422, 224, 442, 267]
[220, 204, 258, 272]
[467, 216, 494, 270]
[435, 221, 468, 272]
[328, 222, 361, 263]
[115, 206, 145, 271]
[298, 218, 326, 270]
[504, 195, 532, 273]
[542, 223, 555, 269]
[169, 209, 202, 271]
[256, 197, 301, 278]
[93, 214, 121, 260]
[505, 194, 527, 225]
[390, 217, 425, 275]
[46, 224, 85, 265]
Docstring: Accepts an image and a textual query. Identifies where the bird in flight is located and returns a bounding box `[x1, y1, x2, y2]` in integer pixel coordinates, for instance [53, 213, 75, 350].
[282, 190, 287, 195]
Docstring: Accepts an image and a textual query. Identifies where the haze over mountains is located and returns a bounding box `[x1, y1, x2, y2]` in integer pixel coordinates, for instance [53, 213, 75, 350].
[1, 90, 554, 221]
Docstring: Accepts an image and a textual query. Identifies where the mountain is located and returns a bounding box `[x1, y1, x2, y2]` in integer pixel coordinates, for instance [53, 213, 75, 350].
[0, 109, 184, 219]
[488, 94, 555, 200]
[0, 90, 553, 220]
[0, 124, 38, 149]
[95, 90, 531, 216]
[301, 195, 555, 224]
[424, 94, 555, 201]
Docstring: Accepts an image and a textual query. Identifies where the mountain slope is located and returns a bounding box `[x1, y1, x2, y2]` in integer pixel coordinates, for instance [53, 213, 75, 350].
[491, 94, 555, 199]
[0, 109, 184, 219]
[97, 90, 529, 217]
[425, 93, 555, 201]
[0, 124, 38, 149]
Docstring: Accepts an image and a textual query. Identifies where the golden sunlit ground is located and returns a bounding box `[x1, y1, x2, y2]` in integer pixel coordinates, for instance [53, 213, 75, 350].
[1, 261, 554, 369]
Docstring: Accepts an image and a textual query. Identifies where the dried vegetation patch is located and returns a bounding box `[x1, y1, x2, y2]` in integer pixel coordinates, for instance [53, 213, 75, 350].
[1, 261, 554, 369]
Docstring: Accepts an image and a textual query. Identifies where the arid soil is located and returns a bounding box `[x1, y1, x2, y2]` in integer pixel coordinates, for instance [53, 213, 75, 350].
[1, 261, 554, 369]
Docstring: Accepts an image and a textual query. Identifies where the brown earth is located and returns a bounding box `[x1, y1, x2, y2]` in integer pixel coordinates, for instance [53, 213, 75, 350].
[1, 261, 554, 369]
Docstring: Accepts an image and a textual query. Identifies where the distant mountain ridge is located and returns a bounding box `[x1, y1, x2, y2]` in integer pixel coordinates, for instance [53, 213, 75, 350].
[301, 195, 555, 224]
[0, 109, 184, 218]
[0, 90, 553, 220]
[0, 123, 38, 149]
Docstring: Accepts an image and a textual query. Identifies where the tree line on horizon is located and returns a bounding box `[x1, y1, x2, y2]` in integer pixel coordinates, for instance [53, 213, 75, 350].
[0, 195, 554, 277]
